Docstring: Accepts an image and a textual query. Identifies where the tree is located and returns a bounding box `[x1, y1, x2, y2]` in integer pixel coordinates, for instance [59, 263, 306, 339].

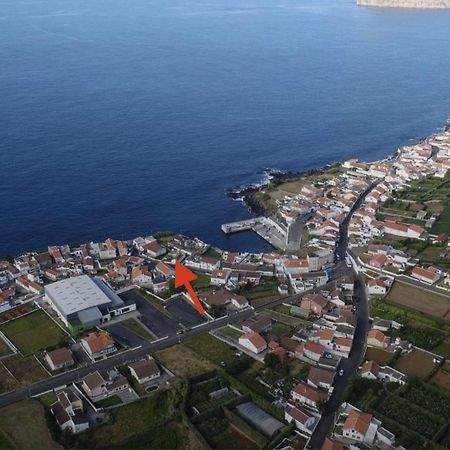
[264, 353, 279, 371]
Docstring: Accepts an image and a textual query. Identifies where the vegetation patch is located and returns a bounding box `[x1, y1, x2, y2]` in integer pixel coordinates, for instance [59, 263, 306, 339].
[184, 334, 237, 366]
[0, 310, 66, 355]
[3, 356, 49, 385]
[61, 385, 187, 449]
[155, 344, 216, 378]
[0, 400, 61, 449]
[120, 318, 155, 341]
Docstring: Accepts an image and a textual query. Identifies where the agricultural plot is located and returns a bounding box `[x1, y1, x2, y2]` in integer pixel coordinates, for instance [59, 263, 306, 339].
[386, 282, 450, 320]
[0, 310, 66, 355]
[379, 395, 444, 440]
[431, 361, 450, 393]
[365, 347, 392, 365]
[394, 349, 438, 379]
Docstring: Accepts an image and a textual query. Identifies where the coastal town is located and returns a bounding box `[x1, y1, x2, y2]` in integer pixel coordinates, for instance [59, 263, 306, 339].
[0, 122, 450, 449]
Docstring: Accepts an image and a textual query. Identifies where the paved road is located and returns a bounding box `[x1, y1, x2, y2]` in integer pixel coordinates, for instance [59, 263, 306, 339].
[307, 182, 375, 449]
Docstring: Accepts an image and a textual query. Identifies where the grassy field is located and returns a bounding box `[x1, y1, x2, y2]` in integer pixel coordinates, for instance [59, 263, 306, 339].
[184, 334, 237, 366]
[394, 349, 438, 379]
[120, 318, 155, 341]
[0, 363, 18, 394]
[95, 395, 123, 408]
[0, 400, 61, 449]
[261, 309, 308, 327]
[431, 203, 450, 234]
[0, 337, 12, 358]
[155, 344, 216, 378]
[270, 322, 293, 338]
[0, 431, 13, 450]
[3, 356, 49, 385]
[385, 282, 450, 321]
[0, 310, 66, 355]
[220, 326, 243, 341]
[433, 338, 450, 358]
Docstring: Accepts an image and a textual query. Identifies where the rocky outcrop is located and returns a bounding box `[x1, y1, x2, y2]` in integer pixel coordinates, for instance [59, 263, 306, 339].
[357, 0, 450, 8]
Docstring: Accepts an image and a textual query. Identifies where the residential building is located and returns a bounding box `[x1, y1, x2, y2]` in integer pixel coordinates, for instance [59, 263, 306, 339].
[239, 332, 267, 354]
[81, 331, 116, 359]
[82, 369, 130, 402]
[129, 356, 160, 384]
[45, 348, 74, 371]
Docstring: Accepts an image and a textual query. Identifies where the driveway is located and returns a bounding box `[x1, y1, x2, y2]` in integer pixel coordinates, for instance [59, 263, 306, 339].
[105, 324, 148, 348]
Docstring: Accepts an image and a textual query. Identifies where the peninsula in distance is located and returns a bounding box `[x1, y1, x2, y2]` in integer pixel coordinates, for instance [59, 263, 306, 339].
[357, 0, 450, 8]
[1, 0, 450, 449]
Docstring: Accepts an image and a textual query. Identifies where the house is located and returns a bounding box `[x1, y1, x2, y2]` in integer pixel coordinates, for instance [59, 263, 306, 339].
[361, 360, 379, 380]
[129, 356, 160, 384]
[131, 267, 153, 287]
[15, 276, 43, 295]
[81, 331, 116, 359]
[411, 266, 441, 284]
[292, 382, 327, 409]
[239, 332, 267, 354]
[242, 315, 272, 334]
[283, 259, 309, 274]
[342, 409, 374, 443]
[199, 289, 247, 310]
[210, 269, 231, 286]
[301, 293, 328, 315]
[303, 341, 325, 362]
[361, 360, 406, 384]
[155, 262, 175, 278]
[367, 278, 387, 296]
[307, 367, 335, 390]
[284, 405, 317, 435]
[82, 369, 130, 402]
[369, 254, 388, 269]
[45, 348, 75, 371]
[334, 337, 352, 356]
[367, 329, 389, 349]
[141, 240, 166, 258]
[408, 224, 428, 240]
[50, 391, 89, 434]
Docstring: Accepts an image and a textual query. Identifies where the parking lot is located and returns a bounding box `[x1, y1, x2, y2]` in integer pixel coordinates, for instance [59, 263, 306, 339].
[118, 290, 207, 338]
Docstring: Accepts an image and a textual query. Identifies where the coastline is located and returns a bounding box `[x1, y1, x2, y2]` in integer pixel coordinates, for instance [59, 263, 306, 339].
[231, 120, 450, 220]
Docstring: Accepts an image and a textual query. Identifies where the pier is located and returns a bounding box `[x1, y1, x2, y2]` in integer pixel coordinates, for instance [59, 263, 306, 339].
[221, 216, 301, 250]
[221, 218, 263, 234]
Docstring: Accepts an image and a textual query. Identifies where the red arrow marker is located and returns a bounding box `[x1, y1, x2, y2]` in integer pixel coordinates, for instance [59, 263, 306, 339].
[174, 260, 206, 315]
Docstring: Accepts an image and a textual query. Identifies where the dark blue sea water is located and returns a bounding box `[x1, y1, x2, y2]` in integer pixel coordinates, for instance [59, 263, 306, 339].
[1, 0, 450, 256]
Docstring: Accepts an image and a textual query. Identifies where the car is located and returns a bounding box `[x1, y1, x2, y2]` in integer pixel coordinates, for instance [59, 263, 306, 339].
[338, 369, 344, 376]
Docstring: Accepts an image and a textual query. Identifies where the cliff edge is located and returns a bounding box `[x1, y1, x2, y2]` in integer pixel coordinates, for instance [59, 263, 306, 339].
[357, 0, 450, 7]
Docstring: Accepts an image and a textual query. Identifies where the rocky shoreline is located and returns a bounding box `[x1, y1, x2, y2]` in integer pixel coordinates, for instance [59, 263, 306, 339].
[226, 165, 335, 217]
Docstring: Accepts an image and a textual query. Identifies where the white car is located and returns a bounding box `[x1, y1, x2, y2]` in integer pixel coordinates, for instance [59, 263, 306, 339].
[339, 369, 344, 376]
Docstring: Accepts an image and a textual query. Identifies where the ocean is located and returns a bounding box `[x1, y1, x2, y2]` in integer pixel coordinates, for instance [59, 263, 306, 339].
[1, 0, 450, 256]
